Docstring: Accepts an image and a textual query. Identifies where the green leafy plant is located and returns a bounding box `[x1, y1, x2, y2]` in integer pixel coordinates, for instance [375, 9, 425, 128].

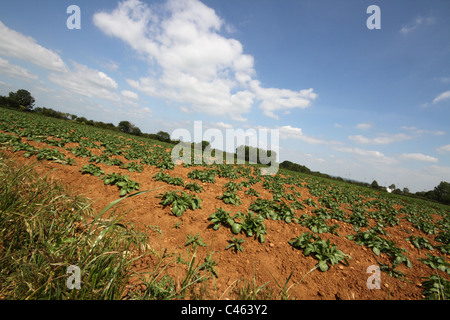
[299, 214, 339, 235]
[289, 232, 350, 272]
[347, 229, 412, 268]
[419, 254, 450, 274]
[208, 208, 234, 231]
[185, 233, 207, 249]
[244, 188, 260, 197]
[348, 206, 369, 230]
[226, 237, 245, 253]
[69, 146, 92, 158]
[217, 190, 242, 206]
[405, 236, 434, 251]
[303, 198, 317, 207]
[80, 164, 105, 177]
[187, 169, 216, 183]
[101, 172, 140, 196]
[35, 148, 76, 165]
[121, 161, 143, 172]
[200, 252, 218, 278]
[421, 275, 450, 300]
[223, 181, 242, 192]
[184, 182, 204, 193]
[237, 211, 267, 243]
[158, 191, 202, 217]
[377, 261, 406, 280]
[249, 198, 298, 223]
[153, 171, 185, 186]
[290, 200, 305, 210]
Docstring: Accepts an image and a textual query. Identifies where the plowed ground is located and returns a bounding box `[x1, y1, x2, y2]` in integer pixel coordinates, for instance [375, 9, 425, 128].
[3, 134, 449, 300]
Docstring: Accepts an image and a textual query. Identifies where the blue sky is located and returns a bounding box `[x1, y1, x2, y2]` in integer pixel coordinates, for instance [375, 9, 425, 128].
[1, 0, 449, 192]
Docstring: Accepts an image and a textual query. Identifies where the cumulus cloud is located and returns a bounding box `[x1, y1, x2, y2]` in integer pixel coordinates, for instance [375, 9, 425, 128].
[437, 144, 450, 154]
[398, 153, 438, 163]
[48, 62, 120, 102]
[433, 90, 450, 104]
[251, 83, 317, 119]
[278, 125, 303, 139]
[334, 146, 386, 159]
[0, 21, 66, 72]
[401, 126, 445, 136]
[348, 133, 411, 145]
[93, 0, 317, 121]
[332, 146, 397, 165]
[0, 57, 38, 80]
[275, 125, 342, 146]
[121, 90, 139, 100]
[355, 122, 373, 130]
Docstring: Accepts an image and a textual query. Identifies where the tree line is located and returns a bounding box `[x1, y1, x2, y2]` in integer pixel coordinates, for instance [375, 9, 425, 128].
[0, 89, 176, 145]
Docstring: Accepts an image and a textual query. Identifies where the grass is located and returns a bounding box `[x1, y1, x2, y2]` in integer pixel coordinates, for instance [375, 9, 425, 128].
[0, 153, 238, 300]
[0, 153, 155, 299]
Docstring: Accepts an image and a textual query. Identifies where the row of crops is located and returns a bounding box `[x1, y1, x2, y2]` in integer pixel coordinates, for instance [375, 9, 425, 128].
[0, 108, 449, 298]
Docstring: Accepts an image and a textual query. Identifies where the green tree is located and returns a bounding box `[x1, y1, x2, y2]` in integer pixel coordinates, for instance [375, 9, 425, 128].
[8, 89, 35, 111]
[371, 180, 379, 189]
[118, 121, 142, 136]
[434, 181, 450, 205]
[0, 95, 11, 107]
[118, 120, 132, 133]
[156, 131, 171, 143]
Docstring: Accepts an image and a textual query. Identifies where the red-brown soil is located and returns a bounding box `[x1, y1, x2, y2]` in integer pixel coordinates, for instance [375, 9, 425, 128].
[2, 138, 449, 300]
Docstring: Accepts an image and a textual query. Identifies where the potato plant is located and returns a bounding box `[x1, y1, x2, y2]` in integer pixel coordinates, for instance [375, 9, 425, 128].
[153, 171, 184, 186]
[237, 211, 267, 243]
[158, 191, 202, 217]
[101, 172, 140, 196]
[217, 190, 242, 206]
[184, 182, 204, 193]
[289, 232, 350, 272]
[80, 164, 105, 177]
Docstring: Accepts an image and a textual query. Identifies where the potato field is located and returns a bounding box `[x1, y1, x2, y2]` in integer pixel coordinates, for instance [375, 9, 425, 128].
[0, 108, 449, 300]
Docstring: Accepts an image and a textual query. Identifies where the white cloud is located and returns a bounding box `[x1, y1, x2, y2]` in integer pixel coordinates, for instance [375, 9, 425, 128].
[348, 133, 411, 145]
[214, 121, 233, 129]
[48, 62, 119, 102]
[94, 0, 317, 121]
[121, 90, 139, 100]
[437, 144, 450, 154]
[355, 122, 373, 130]
[251, 82, 317, 119]
[0, 57, 38, 80]
[401, 125, 445, 136]
[120, 106, 152, 118]
[432, 90, 450, 104]
[334, 146, 385, 159]
[398, 153, 438, 163]
[333, 146, 397, 165]
[278, 125, 303, 139]
[400, 16, 435, 34]
[0, 21, 66, 72]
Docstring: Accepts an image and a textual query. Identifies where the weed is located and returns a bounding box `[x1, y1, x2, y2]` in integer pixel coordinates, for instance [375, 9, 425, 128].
[226, 237, 245, 253]
[185, 233, 208, 249]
